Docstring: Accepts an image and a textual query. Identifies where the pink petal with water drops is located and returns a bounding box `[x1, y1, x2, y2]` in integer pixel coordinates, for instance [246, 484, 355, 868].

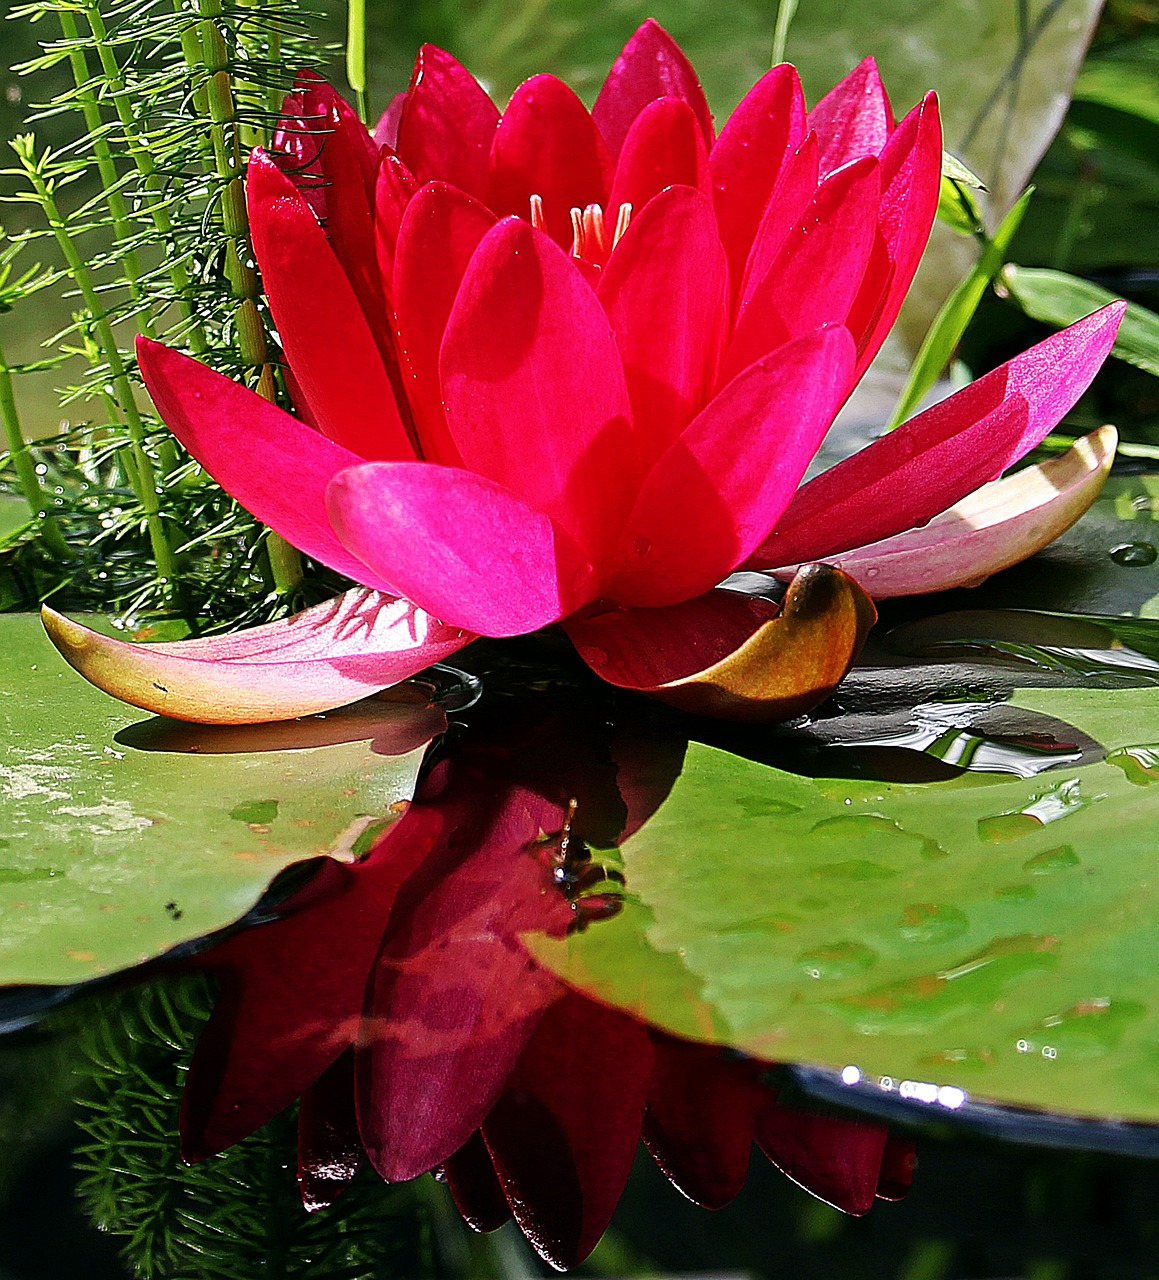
[392, 182, 495, 465]
[604, 327, 855, 607]
[856, 92, 942, 374]
[606, 96, 710, 217]
[136, 338, 397, 590]
[710, 63, 807, 294]
[440, 217, 637, 568]
[327, 461, 597, 637]
[736, 132, 819, 312]
[750, 303, 1125, 568]
[773, 424, 1118, 597]
[246, 151, 412, 461]
[396, 44, 499, 199]
[598, 185, 728, 457]
[487, 75, 613, 247]
[808, 56, 894, 174]
[593, 18, 714, 158]
[720, 157, 880, 385]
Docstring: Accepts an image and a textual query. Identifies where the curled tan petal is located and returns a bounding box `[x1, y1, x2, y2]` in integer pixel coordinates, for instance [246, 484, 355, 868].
[41, 589, 474, 725]
[769, 425, 1118, 598]
[566, 564, 877, 723]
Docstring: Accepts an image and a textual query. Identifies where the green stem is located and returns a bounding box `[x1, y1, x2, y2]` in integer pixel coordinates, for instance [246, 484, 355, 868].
[16, 140, 178, 586]
[194, 0, 302, 597]
[55, 8, 181, 478]
[771, 0, 799, 65]
[78, 0, 209, 356]
[0, 331, 70, 558]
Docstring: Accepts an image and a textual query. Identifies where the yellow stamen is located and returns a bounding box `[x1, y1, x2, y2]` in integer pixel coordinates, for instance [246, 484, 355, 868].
[612, 202, 633, 248]
[529, 193, 547, 233]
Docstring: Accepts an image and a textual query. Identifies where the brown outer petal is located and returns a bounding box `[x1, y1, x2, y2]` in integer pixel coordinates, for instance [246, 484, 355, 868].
[571, 564, 876, 723]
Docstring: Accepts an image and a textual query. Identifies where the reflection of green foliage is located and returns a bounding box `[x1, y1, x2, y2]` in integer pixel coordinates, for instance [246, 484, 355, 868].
[74, 976, 437, 1280]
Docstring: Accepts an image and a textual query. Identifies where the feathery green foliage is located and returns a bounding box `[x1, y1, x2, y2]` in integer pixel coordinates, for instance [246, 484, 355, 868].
[74, 975, 440, 1279]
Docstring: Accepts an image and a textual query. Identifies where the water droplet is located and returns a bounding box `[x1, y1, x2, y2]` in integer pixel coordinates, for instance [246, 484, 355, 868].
[797, 940, 878, 978]
[632, 536, 651, 559]
[1110, 541, 1157, 567]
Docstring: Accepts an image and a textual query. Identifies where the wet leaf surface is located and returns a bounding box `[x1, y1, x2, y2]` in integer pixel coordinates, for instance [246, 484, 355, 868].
[0, 614, 440, 985]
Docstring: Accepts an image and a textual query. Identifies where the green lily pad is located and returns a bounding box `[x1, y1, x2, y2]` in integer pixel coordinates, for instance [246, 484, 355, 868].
[528, 464, 1159, 1128]
[0, 613, 441, 986]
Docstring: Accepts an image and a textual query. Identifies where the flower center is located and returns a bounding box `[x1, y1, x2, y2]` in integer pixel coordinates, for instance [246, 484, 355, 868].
[528, 195, 633, 268]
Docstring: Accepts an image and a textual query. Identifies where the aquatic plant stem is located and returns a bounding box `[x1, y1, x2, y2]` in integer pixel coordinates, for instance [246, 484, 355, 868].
[0, 332, 70, 557]
[77, 0, 210, 359]
[194, 0, 303, 597]
[14, 138, 178, 587]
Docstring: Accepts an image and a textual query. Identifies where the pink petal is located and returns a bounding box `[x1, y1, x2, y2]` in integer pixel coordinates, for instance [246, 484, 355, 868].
[297, 1052, 362, 1211]
[856, 92, 942, 375]
[777, 424, 1118, 597]
[755, 1101, 890, 1215]
[290, 80, 384, 330]
[439, 217, 637, 569]
[396, 44, 499, 200]
[736, 132, 819, 312]
[876, 1133, 918, 1201]
[605, 327, 855, 607]
[481, 991, 655, 1272]
[643, 1034, 769, 1209]
[598, 185, 728, 458]
[356, 780, 572, 1182]
[392, 182, 495, 466]
[487, 75, 613, 247]
[710, 64, 808, 295]
[444, 1133, 513, 1232]
[246, 151, 412, 461]
[720, 158, 880, 386]
[136, 337, 397, 589]
[593, 18, 714, 158]
[43, 588, 472, 723]
[326, 461, 597, 637]
[374, 91, 406, 149]
[750, 303, 1126, 568]
[808, 56, 894, 175]
[606, 96, 711, 218]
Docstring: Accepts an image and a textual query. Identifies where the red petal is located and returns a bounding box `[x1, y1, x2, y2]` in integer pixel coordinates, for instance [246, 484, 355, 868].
[373, 151, 420, 292]
[606, 96, 710, 217]
[755, 1101, 890, 1215]
[481, 991, 655, 1271]
[326, 461, 597, 637]
[605, 327, 855, 607]
[181, 815, 441, 1161]
[246, 151, 412, 461]
[720, 157, 880, 385]
[856, 92, 942, 376]
[643, 1034, 769, 1209]
[374, 91, 406, 149]
[593, 19, 713, 159]
[809, 56, 894, 175]
[444, 1133, 513, 1232]
[736, 132, 820, 312]
[710, 64, 807, 296]
[298, 1050, 362, 1211]
[567, 566, 875, 724]
[356, 780, 572, 1182]
[43, 588, 471, 723]
[751, 304, 1125, 567]
[876, 1132, 917, 1201]
[392, 182, 495, 466]
[137, 338, 397, 589]
[439, 217, 637, 569]
[598, 185, 728, 457]
[487, 75, 612, 246]
[396, 44, 499, 200]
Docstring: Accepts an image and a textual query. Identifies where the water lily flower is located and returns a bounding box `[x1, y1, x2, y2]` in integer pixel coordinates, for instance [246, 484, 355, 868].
[44, 21, 1123, 725]
[177, 696, 914, 1270]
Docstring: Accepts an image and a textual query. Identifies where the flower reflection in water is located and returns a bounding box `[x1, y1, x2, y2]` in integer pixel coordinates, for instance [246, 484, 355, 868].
[178, 688, 913, 1271]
